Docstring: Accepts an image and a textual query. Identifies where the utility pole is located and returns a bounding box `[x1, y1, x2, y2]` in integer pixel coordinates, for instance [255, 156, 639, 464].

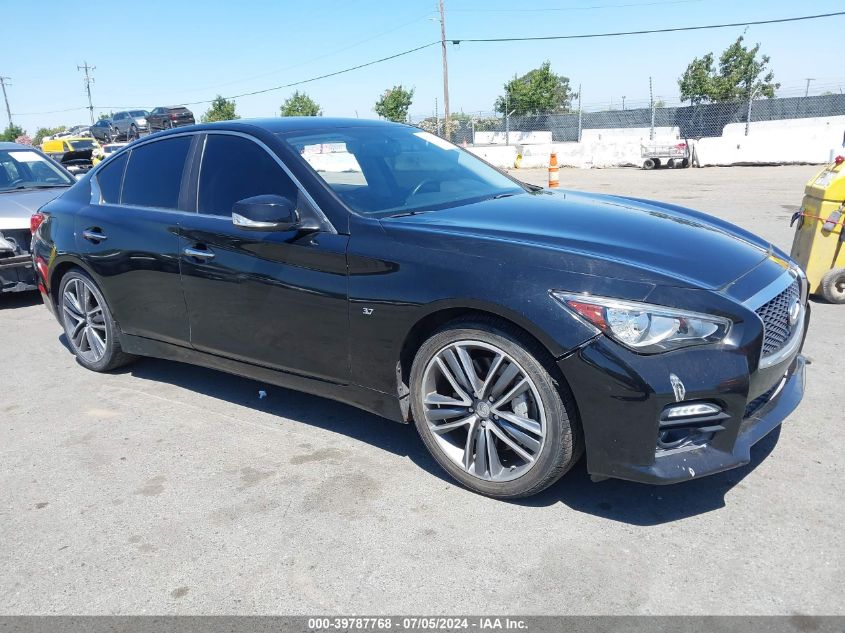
[622, 96, 626, 111]
[0, 76, 12, 128]
[649, 77, 655, 141]
[77, 61, 96, 124]
[438, 0, 450, 138]
[804, 78, 815, 97]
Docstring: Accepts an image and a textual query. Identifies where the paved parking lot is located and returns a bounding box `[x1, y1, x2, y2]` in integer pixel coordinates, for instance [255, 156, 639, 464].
[1, 165, 842, 615]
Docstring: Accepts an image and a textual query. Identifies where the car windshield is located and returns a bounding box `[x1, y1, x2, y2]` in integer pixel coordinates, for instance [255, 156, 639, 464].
[0, 149, 75, 191]
[67, 140, 97, 151]
[280, 126, 525, 217]
[130, 110, 148, 117]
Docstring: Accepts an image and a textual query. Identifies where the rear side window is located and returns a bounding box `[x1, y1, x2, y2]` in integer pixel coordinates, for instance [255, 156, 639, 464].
[121, 136, 191, 209]
[96, 153, 128, 204]
[198, 134, 297, 217]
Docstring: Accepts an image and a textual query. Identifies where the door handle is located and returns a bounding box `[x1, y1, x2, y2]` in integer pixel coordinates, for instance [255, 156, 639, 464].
[183, 246, 215, 260]
[82, 229, 108, 242]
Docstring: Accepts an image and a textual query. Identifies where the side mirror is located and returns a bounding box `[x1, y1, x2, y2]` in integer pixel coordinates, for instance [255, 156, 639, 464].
[232, 194, 300, 231]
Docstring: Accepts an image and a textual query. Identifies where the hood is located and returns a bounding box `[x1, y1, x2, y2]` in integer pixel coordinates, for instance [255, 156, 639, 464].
[382, 189, 771, 290]
[0, 188, 70, 229]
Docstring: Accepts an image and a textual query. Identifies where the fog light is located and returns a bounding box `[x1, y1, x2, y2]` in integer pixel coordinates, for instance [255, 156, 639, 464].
[664, 403, 721, 419]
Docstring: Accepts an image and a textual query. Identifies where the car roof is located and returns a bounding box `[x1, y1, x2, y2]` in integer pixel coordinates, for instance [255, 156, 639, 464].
[0, 141, 36, 150]
[160, 117, 408, 135]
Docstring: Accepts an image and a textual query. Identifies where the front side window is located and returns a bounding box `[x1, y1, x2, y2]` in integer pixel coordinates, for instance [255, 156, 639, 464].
[0, 149, 75, 191]
[197, 134, 298, 217]
[121, 136, 191, 209]
[281, 126, 525, 217]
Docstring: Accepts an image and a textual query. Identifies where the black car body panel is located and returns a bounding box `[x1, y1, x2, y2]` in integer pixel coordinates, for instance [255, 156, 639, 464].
[31, 118, 808, 485]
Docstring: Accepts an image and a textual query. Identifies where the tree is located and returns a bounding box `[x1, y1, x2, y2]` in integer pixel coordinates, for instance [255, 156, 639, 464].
[99, 112, 114, 121]
[1, 125, 25, 142]
[281, 91, 321, 116]
[201, 95, 239, 123]
[679, 36, 779, 104]
[494, 61, 575, 115]
[374, 85, 414, 122]
[33, 126, 67, 145]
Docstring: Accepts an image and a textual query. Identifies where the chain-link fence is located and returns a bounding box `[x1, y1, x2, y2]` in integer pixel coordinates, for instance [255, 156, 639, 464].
[411, 93, 845, 144]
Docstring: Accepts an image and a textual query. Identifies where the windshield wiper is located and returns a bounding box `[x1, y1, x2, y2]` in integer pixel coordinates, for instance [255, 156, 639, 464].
[383, 209, 432, 218]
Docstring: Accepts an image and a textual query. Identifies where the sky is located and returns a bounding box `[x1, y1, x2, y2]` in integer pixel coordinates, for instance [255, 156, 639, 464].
[3, 0, 845, 132]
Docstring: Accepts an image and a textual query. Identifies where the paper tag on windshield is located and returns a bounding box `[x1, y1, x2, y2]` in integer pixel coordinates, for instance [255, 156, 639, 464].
[413, 131, 456, 151]
[8, 151, 42, 163]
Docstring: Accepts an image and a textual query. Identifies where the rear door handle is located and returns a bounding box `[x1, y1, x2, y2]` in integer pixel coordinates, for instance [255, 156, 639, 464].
[183, 246, 215, 260]
[82, 229, 108, 242]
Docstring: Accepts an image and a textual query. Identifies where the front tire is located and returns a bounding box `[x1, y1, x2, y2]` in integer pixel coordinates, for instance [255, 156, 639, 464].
[410, 320, 582, 498]
[59, 270, 135, 372]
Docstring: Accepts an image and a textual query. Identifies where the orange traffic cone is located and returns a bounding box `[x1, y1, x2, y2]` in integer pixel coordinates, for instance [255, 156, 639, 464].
[548, 152, 560, 188]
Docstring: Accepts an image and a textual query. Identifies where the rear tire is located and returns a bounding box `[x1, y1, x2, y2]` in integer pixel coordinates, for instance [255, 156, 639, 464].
[643, 158, 655, 170]
[58, 269, 136, 372]
[409, 319, 582, 498]
[821, 267, 845, 304]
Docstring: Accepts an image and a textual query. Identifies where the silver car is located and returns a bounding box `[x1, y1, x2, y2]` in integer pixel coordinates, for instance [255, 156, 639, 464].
[111, 109, 149, 140]
[0, 142, 75, 293]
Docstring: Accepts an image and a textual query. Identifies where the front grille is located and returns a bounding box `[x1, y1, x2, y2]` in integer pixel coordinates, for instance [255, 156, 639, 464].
[755, 278, 800, 357]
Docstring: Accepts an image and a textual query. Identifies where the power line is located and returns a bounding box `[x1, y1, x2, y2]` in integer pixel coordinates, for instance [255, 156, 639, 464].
[451, 11, 845, 43]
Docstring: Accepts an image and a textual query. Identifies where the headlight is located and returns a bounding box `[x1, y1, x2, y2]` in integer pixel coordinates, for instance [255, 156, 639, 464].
[551, 292, 732, 353]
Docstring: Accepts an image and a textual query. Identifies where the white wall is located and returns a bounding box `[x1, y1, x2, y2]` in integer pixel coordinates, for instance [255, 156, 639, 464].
[476, 115, 845, 169]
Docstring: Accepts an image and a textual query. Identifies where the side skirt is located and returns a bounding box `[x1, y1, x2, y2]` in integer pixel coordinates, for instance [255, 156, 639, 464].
[120, 333, 408, 423]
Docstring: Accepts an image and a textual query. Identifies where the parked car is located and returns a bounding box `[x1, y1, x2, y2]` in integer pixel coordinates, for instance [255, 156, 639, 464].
[67, 124, 92, 138]
[147, 106, 195, 132]
[111, 110, 149, 139]
[40, 137, 100, 176]
[0, 142, 75, 293]
[90, 119, 117, 143]
[31, 119, 809, 498]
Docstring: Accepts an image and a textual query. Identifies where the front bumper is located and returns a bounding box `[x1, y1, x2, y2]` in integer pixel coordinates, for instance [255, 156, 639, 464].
[0, 254, 37, 292]
[559, 310, 809, 485]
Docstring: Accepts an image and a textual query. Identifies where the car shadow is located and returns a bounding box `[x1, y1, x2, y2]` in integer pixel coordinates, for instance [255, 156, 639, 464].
[62, 342, 783, 526]
[0, 290, 41, 310]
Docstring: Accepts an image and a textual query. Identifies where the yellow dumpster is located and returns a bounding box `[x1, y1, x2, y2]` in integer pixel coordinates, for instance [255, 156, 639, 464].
[790, 155, 845, 303]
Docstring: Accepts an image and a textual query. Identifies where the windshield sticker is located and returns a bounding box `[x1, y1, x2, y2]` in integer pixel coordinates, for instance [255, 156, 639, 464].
[8, 151, 43, 163]
[413, 131, 457, 151]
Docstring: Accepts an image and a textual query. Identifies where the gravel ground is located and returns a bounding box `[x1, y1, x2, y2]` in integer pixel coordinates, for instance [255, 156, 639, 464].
[0, 165, 842, 615]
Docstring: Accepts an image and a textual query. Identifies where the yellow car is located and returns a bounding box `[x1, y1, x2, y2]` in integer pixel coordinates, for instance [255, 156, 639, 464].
[40, 137, 100, 175]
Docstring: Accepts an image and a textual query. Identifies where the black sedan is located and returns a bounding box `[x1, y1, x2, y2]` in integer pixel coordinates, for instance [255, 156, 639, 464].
[30, 118, 809, 498]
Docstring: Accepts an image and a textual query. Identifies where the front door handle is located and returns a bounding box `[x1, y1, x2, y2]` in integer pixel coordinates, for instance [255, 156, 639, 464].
[82, 229, 108, 242]
[183, 246, 215, 260]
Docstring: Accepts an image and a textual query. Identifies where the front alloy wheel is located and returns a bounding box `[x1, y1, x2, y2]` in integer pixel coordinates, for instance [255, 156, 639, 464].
[421, 341, 546, 482]
[411, 320, 582, 498]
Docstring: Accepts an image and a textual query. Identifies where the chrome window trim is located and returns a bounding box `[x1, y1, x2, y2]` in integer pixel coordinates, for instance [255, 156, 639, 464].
[195, 130, 336, 233]
[743, 268, 805, 370]
[742, 269, 796, 311]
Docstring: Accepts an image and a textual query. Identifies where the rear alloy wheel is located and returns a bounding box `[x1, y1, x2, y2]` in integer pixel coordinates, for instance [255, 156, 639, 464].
[410, 321, 581, 498]
[59, 270, 135, 372]
[821, 267, 845, 304]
